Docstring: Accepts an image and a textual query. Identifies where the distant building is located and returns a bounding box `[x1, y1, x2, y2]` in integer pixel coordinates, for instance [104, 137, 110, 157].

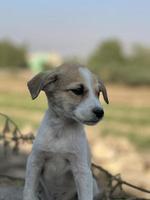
[27, 52, 63, 73]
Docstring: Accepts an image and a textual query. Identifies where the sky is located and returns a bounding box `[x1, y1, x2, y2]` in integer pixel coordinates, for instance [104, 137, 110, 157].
[0, 0, 150, 57]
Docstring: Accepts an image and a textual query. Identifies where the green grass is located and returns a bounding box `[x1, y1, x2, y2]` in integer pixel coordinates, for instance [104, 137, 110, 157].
[101, 127, 150, 149]
[105, 105, 150, 125]
[0, 89, 150, 150]
[0, 91, 46, 111]
[99, 104, 150, 149]
[0, 91, 47, 130]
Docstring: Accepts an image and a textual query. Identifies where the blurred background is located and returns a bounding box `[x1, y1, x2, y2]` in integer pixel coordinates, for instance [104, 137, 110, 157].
[0, 0, 150, 198]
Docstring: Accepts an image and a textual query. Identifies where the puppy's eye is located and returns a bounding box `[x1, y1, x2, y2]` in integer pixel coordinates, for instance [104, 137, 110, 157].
[70, 86, 84, 96]
[96, 91, 100, 97]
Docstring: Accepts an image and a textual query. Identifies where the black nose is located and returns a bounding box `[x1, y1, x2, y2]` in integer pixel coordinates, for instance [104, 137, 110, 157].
[92, 107, 104, 118]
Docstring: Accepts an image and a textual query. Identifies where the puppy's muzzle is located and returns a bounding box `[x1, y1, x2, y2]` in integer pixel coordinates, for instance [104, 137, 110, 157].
[83, 107, 104, 125]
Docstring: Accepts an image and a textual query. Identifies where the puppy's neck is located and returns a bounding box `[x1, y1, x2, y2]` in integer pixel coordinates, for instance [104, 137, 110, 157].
[46, 107, 83, 129]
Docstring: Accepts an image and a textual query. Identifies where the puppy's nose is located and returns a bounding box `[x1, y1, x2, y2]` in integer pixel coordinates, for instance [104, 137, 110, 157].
[92, 107, 104, 118]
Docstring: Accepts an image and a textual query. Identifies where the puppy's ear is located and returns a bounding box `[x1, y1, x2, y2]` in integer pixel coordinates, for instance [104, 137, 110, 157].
[98, 79, 109, 104]
[27, 71, 58, 100]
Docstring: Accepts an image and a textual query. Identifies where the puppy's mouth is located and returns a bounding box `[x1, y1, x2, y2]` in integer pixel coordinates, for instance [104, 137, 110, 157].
[73, 114, 104, 126]
[82, 119, 100, 125]
[77, 117, 103, 125]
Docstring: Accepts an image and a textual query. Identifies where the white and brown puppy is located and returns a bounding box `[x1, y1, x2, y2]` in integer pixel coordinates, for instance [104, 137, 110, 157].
[23, 64, 109, 200]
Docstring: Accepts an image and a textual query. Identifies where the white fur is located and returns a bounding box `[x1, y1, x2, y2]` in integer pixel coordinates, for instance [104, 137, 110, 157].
[74, 68, 102, 124]
[23, 67, 101, 200]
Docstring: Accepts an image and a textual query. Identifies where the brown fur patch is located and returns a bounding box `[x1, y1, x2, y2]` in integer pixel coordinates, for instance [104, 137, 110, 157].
[54, 63, 86, 89]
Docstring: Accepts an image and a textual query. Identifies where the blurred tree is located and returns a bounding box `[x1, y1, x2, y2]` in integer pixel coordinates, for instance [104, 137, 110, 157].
[88, 39, 125, 69]
[87, 39, 150, 85]
[130, 44, 150, 66]
[87, 39, 126, 82]
[0, 39, 27, 68]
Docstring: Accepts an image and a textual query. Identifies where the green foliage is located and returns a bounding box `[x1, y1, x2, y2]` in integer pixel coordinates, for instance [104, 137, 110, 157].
[89, 39, 125, 67]
[88, 39, 150, 85]
[0, 39, 27, 68]
[130, 44, 150, 67]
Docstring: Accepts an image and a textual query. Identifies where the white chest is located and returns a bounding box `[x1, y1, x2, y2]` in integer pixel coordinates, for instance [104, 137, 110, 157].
[34, 121, 90, 158]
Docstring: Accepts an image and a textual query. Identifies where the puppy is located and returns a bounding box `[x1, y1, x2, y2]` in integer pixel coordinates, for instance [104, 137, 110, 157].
[23, 63, 109, 200]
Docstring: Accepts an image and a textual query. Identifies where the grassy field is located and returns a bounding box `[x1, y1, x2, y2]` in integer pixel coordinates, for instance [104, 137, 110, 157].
[0, 70, 150, 150]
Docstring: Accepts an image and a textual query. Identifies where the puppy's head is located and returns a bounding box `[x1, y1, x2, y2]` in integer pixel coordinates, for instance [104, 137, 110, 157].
[27, 64, 109, 125]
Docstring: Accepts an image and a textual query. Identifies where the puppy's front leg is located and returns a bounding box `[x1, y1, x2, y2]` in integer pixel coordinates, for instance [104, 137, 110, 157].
[69, 156, 93, 200]
[23, 149, 44, 200]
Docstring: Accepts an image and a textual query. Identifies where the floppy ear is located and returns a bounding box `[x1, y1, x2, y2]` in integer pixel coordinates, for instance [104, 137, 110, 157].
[27, 71, 58, 100]
[98, 79, 109, 104]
